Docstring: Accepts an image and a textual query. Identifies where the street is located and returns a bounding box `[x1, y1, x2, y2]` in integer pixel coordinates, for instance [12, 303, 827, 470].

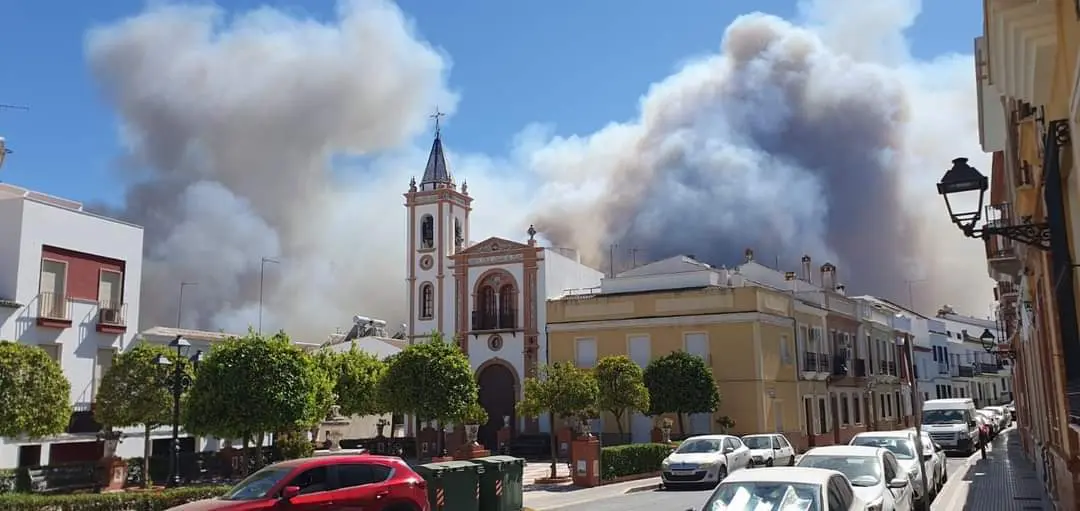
[543, 454, 973, 511]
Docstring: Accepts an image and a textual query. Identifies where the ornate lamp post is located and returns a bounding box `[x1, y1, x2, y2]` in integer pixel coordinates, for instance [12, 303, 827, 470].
[980, 328, 1015, 360]
[936, 157, 1050, 249]
[154, 336, 202, 487]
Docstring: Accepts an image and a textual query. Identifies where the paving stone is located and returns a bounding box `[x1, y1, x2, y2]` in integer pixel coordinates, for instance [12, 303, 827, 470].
[933, 428, 1053, 511]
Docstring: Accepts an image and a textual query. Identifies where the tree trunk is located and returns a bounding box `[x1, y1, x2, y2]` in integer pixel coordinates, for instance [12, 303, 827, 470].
[414, 415, 422, 460]
[548, 412, 558, 479]
[142, 424, 153, 488]
[613, 411, 625, 437]
[255, 432, 265, 468]
[677, 413, 686, 436]
[241, 435, 250, 476]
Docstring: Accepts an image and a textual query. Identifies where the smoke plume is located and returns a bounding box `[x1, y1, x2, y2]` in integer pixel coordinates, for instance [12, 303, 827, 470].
[85, 0, 993, 341]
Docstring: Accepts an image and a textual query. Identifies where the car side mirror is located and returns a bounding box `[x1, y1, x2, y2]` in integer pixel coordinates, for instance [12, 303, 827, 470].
[281, 486, 301, 500]
[934, 443, 944, 452]
[723, 446, 734, 454]
[887, 478, 909, 489]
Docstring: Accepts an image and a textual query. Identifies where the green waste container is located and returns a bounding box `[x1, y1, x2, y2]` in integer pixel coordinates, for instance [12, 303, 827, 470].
[474, 456, 525, 511]
[414, 460, 483, 511]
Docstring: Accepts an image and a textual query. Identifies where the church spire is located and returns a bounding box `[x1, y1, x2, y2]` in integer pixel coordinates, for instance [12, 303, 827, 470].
[420, 108, 453, 190]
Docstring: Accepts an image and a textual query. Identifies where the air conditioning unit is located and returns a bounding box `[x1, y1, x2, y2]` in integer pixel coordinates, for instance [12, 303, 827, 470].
[99, 308, 122, 325]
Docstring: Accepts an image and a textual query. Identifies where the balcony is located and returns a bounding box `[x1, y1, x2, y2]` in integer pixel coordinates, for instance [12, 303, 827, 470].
[802, 352, 819, 372]
[68, 402, 103, 434]
[96, 301, 128, 334]
[983, 203, 1024, 277]
[994, 281, 1019, 303]
[36, 292, 72, 328]
[979, 362, 1002, 374]
[887, 361, 897, 376]
[831, 355, 848, 376]
[471, 310, 518, 331]
[937, 362, 949, 375]
[958, 366, 975, 378]
[853, 359, 867, 377]
[817, 353, 831, 373]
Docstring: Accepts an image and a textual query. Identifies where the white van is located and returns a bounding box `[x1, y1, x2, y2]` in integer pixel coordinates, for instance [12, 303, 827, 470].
[921, 398, 980, 454]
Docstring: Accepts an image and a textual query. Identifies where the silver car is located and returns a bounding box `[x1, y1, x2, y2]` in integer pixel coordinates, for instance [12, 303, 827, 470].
[797, 445, 913, 511]
[850, 431, 929, 511]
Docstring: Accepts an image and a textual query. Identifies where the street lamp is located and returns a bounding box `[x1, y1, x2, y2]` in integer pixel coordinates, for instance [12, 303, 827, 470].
[979, 328, 1015, 360]
[936, 157, 1051, 249]
[155, 336, 202, 487]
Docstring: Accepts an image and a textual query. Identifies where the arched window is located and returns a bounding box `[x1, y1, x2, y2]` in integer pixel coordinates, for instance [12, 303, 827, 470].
[476, 285, 497, 330]
[453, 218, 463, 252]
[498, 284, 516, 328]
[420, 215, 434, 249]
[419, 283, 434, 319]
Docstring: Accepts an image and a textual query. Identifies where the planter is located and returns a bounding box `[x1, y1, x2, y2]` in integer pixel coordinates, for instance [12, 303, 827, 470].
[465, 424, 480, 445]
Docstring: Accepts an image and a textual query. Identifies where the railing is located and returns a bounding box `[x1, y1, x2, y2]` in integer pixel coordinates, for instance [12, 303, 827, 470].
[937, 362, 949, 375]
[802, 352, 818, 372]
[37, 292, 71, 321]
[853, 359, 867, 377]
[958, 366, 975, 378]
[471, 310, 518, 331]
[817, 353, 831, 372]
[997, 281, 1018, 297]
[831, 355, 848, 376]
[97, 300, 127, 327]
[978, 362, 1001, 374]
[887, 361, 897, 376]
[66, 410, 102, 435]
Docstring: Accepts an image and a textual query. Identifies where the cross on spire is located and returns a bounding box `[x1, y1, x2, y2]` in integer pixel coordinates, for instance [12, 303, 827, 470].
[430, 107, 446, 137]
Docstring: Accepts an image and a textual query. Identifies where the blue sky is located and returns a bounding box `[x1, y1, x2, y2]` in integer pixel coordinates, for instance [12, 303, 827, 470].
[0, 0, 983, 205]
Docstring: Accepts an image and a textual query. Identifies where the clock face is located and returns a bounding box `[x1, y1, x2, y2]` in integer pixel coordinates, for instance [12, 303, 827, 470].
[419, 255, 434, 270]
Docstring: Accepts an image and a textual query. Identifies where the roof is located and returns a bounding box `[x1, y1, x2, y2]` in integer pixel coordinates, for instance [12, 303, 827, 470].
[615, 255, 714, 278]
[723, 466, 840, 484]
[139, 326, 321, 348]
[270, 453, 404, 469]
[682, 434, 736, 441]
[802, 445, 883, 457]
[420, 133, 452, 188]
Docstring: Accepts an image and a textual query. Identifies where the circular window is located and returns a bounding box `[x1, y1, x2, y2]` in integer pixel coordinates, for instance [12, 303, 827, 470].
[419, 255, 434, 270]
[488, 335, 503, 351]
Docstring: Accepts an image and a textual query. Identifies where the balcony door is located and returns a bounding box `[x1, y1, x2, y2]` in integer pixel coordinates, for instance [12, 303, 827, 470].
[684, 333, 712, 434]
[628, 335, 652, 443]
[39, 259, 67, 318]
[98, 270, 122, 310]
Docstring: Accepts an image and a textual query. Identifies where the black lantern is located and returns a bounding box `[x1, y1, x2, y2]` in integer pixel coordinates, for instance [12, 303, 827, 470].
[979, 328, 996, 353]
[937, 157, 1051, 249]
[156, 336, 202, 487]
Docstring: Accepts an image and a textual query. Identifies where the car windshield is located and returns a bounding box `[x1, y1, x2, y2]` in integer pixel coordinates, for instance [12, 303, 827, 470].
[704, 481, 821, 511]
[677, 439, 723, 454]
[922, 409, 966, 424]
[742, 436, 773, 449]
[979, 409, 1000, 417]
[796, 455, 882, 487]
[220, 466, 293, 501]
[851, 436, 915, 460]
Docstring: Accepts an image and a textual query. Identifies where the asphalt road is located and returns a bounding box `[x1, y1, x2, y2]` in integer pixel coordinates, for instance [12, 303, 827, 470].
[546, 453, 973, 511]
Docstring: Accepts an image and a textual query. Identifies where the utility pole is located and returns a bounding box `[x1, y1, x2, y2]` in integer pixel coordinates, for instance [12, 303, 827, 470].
[902, 331, 931, 501]
[608, 243, 618, 277]
[258, 257, 280, 335]
[177, 282, 197, 328]
[629, 247, 639, 269]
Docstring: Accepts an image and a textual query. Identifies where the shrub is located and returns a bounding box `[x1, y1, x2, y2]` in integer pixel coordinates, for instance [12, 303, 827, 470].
[0, 471, 14, 495]
[600, 443, 674, 481]
[0, 484, 230, 511]
[275, 432, 316, 460]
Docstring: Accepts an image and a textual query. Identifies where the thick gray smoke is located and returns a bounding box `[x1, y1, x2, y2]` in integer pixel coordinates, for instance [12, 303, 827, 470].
[84, 0, 993, 340]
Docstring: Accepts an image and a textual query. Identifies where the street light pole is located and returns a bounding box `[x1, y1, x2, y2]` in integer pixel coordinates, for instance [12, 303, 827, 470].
[155, 336, 201, 487]
[258, 257, 280, 335]
[177, 282, 196, 328]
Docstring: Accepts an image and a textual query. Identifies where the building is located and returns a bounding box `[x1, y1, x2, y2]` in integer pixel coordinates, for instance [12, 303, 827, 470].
[545, 254, 805, 446]
[927, 317, 955, 400]
[852, 297, 913, 432]
[403, 127, 603, 448]
[0, 183, 143, 469]
[935, 306, 1009, 408]
[973, 1, 1080, 505]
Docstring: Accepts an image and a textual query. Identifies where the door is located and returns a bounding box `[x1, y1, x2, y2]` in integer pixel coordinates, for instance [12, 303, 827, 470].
[775, 435, 794, 465]
[684, 333, 711, 434]
[39, 259, 66, 318]
[477, 364, 517, 451]
[330, 463, 393, 510]
[98, 270, 122, 309]
[628, 335, 652, 443]
[284, 466, 334, 510]
[804, 397, 816, 447]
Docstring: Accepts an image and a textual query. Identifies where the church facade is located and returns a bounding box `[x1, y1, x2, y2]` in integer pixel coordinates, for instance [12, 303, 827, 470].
[404, 127, 603, 448]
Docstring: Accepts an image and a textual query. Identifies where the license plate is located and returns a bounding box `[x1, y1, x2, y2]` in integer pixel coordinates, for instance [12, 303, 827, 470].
[674, 469, 695, 474]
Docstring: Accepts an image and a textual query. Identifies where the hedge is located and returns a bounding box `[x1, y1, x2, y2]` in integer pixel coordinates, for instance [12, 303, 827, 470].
[0, 484, 230, 511]
[600, 443, 675, 481]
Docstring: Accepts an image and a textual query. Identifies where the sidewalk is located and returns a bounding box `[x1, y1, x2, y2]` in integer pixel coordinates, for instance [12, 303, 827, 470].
[522, 476, 660, 511]
[932, 427, 1054, 510]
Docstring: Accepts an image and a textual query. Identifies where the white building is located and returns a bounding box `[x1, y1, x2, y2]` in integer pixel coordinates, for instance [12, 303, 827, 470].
[403, 129, 603, 449]
[0, 183, 143, 469]
[935, 305, 1012, 407]
[927, 318, 956, 400]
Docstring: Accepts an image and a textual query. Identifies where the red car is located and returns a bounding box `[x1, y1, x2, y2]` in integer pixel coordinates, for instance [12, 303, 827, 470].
[168, 454, 430, 511]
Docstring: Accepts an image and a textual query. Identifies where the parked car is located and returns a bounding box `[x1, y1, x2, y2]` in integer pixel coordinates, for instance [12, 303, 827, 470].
[699, 467, 868, 510]
[166, 454, 429, 511]
[911, 430, 947, 496]
[1004, 402, 1016, 421]
[983, 406, 1012, 429]
[797, 445, 913, 511]
[921, 398, 980, 455]
[975, 410, 999, 439]
[661, 434, 751, 488]
[850, 431, 929, 511]
[741, 433, 797, 467]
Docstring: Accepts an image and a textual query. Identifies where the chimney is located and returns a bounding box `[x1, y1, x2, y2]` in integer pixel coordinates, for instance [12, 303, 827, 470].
[801, 255, 812, 284]
[835, 284, 846, 296]
[820, 262, 836, 290]
[744, 248, 754, 263]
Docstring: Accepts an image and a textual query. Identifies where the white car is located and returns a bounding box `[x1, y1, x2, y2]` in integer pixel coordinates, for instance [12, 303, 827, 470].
[982, 406, 1011, 430]
[912, 430, 947, 496]
[661, 434, 751, 488]
[797, 445, 913, 511]
[700, 467, 868, 510]
[741, 433, 797, 467]
[850, 431, 929, 511]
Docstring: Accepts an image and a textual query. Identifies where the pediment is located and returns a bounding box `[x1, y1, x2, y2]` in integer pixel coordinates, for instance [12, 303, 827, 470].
[459, 236, 530, 255]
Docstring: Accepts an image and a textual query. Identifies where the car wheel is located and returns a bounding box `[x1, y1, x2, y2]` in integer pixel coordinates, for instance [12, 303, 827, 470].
[717, 465, 728, 481]
[765, 458, 774, 467]
[787, 455, 795, 466]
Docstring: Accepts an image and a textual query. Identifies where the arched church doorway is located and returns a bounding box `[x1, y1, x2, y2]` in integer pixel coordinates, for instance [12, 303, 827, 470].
[477, 362, 517, 451]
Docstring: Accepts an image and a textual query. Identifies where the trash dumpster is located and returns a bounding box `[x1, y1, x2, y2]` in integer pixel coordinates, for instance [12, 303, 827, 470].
[414, 460, 483, 511]
[474, 456, 525, 511]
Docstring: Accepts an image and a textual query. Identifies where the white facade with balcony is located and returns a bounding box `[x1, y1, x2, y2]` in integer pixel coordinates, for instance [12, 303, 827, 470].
[936, 307, 1012, 407]
[0, 183, 143, 468]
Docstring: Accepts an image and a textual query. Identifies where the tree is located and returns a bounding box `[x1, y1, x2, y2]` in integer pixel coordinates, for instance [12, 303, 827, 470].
[517, 362, 599, 479]
[317, 344, 387, 417]
[378, 331, 477, 457]
[594, 355, 650, 438]
[643, 351, 720, 435]
[96, 342, 191, 487]
[0, 341, 71, 439]
[184, 330, 332, 469]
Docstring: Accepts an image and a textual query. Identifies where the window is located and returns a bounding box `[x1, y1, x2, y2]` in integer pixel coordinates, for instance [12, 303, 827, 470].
[498, 284, 516, 328]
[453, 218, 463, 252]
[38, 344, 59, 363]
[818, 398, 828, 433]
[780, 335, 792, 364]
[419, 283, 434, 320]
[335, 463, 391, 488]
[39, 259, 67, 319]
[883, 452, 899, 480]
[98, 270, 123, 310]
[880, 394, 887, 418]
[575, 338, 597, 368]
[287, 467, 329, 495]
[93, 348, 115, 399]
[827, 476, 853, 510]
[420, 215, 434, 249]
[840, 393, 850, 425]
[853, 395, 862, 424]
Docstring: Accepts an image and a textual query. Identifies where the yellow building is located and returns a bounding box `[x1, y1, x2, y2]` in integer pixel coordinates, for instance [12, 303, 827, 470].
[545, 255, 807, 445]
[969, 1, 1080, 507]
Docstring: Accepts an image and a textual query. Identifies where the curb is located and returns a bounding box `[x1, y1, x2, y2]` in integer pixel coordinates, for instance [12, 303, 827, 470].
[623, 482, 662, 494]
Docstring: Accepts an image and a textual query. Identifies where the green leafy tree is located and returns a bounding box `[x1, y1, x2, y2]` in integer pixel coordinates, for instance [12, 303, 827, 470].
[378, 331, 477, 458]
[517, 362, 599, 479]
[594, 355, 650, 437]
[0, 341, 71, 438]
[96, 342, 192, 487]
[317, 344, 387, 417]
[643, 351, 720, 435]
[184, 329, 332, 469]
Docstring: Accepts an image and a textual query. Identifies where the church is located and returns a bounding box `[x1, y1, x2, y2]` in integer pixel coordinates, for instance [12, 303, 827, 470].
[404, 123, 604, 449]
